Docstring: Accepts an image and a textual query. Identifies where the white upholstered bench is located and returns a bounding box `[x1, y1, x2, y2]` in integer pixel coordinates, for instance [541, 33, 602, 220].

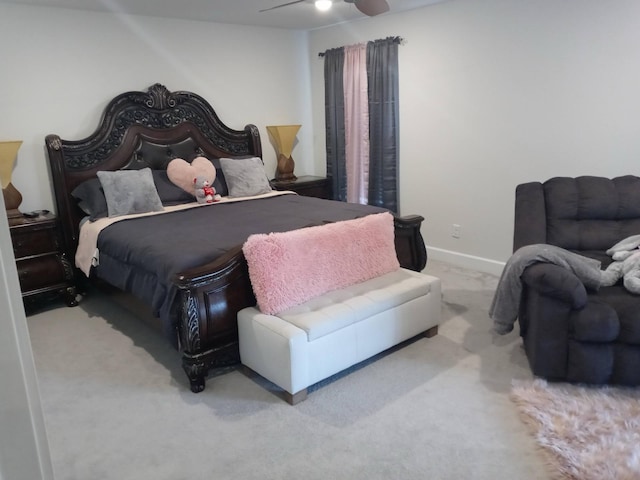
[238, 213, 442, 404]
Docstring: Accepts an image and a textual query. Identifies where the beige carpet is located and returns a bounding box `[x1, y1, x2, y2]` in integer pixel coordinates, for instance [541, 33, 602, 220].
[511, 379, 640, 480]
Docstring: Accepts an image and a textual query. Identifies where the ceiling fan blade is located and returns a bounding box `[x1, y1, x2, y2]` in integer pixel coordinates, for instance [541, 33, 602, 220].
[352, 0, 390, 16]
[259, 0, 306, 13]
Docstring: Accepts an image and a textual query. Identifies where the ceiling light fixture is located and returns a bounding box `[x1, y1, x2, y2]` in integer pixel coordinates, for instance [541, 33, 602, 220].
[315, 0, 333, 12]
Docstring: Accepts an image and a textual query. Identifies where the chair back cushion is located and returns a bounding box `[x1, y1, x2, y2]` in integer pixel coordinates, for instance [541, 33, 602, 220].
[542, 176, 640, 251]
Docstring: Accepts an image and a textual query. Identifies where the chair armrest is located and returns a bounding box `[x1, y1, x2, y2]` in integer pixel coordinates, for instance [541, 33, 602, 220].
[521, 262, 589, 309]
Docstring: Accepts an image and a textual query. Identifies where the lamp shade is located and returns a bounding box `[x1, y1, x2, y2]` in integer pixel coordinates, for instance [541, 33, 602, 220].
[266, 125, 301, 158]
[267, 125, 301, 182]
[0, 140, 24, 218]
[0, 141, 22, 189]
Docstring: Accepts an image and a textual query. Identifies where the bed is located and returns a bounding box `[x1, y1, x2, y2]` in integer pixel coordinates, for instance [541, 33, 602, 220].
[45, 83, 428, 392]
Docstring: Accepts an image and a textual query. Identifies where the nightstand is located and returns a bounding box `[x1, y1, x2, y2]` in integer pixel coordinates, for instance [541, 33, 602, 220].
[271, 176, 331, 199]
[9, 212, 77, 310]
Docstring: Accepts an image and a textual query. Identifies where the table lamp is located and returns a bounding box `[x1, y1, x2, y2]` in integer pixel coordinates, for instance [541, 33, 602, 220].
[0, 140, 24, 218]
[267, 125, 301, 182]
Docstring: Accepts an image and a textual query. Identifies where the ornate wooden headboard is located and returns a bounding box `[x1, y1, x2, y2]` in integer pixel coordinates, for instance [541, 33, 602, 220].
[45, 83, 262, 263]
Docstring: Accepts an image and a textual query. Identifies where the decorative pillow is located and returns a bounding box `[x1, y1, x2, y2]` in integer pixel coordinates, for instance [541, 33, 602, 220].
[96, 168, 164, 217]
[167, 157, 216, 197]
[219, 157, 272, 198]
[242, 212, 399, 315]
[152, 170, 195, 204]
[209, 157, 229, 197]
[71, 178, 108, 221]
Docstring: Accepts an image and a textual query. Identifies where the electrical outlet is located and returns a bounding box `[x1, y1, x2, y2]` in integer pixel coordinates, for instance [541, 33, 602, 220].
[452, 224, 461, 239]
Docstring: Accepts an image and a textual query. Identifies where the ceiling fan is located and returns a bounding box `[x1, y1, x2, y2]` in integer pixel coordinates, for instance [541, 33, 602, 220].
[259, 0, 390, 17]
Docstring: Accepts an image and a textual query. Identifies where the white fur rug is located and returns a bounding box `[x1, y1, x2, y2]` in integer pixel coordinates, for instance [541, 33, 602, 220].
[510, 379, 640, 480]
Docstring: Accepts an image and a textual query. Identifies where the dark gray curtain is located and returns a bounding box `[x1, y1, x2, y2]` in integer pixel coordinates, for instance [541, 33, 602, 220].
[323, 47, 347, 201]
[323, 37, 400, 209]
[367, 37, 400, 213]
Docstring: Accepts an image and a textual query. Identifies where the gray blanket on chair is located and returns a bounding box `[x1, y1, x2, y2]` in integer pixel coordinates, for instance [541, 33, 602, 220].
[489, 244, 605, 335]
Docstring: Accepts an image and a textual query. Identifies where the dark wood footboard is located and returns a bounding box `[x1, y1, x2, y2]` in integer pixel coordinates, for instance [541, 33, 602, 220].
[173, 215, 427, 392]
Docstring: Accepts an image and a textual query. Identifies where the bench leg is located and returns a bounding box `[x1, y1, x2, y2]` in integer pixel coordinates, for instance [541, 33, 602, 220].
[240, 364, 256, 378]
[241, 364, 309, 405]
[423, 325, 438, 338]
[284, 389, 308, 405]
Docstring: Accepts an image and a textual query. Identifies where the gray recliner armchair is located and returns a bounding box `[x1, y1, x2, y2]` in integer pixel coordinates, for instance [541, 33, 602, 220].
[514, 175, 640, 385]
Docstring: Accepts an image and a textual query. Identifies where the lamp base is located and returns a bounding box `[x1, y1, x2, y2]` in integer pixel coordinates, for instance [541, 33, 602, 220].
[275, 154, 297, 182]
[3, 182, 23, 219]
[6, 208, 23, 219]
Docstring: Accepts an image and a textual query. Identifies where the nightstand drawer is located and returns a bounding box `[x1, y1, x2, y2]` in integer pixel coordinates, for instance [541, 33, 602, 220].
[292, 184, 329, 199]
[271, 176, 330, 199]
[9, 212, 78, 309]
[16, 255, 67, 292]
[12, 227, 58, 258]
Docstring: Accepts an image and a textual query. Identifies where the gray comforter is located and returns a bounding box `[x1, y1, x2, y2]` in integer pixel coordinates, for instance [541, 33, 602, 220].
[95, 194, 388, 342]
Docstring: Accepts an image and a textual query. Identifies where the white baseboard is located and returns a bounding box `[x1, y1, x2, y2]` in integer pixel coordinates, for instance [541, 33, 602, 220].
[426, 246, 505, 277]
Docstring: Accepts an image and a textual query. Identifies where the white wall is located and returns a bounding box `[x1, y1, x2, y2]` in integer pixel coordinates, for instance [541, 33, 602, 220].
[309, 0, 640, 273]
[0, 3, 314, 214]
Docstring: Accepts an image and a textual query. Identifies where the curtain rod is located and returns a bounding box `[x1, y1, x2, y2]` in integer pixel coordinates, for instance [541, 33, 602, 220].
[318, 36, 404, 57]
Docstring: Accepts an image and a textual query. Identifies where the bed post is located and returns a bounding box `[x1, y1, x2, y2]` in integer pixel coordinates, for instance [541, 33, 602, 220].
[177, 290, 206, 392]
[174, 246, 255, 393]
[178, 285, 244, 393]
[394, 215, 427, 272]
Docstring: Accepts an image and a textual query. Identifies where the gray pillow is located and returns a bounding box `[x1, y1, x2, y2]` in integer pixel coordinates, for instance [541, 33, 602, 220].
[219, 157, 272, 198]
[71, 178, 108, 221]
[97, 168, 164, 217]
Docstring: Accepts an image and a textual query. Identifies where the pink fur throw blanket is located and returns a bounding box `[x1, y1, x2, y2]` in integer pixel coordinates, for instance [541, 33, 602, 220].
[242, 212, 400, 315]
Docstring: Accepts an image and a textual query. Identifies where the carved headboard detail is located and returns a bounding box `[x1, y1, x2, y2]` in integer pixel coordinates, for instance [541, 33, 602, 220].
[45, 83, 262, 263]
[48, 83, 261, 170]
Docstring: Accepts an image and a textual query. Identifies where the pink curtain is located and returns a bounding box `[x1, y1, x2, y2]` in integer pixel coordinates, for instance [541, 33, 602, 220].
[343, 43, 369, 204]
